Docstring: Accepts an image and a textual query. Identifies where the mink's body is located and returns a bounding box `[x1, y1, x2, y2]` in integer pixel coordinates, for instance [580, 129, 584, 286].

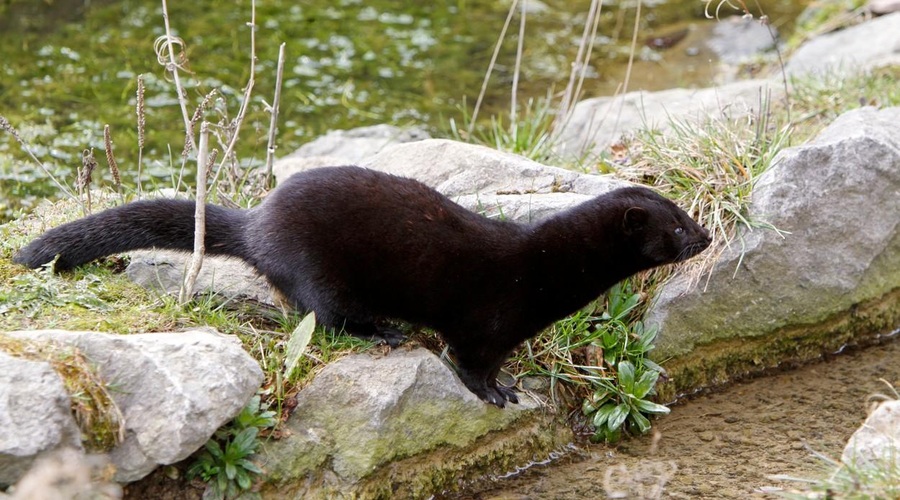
[15, 166, 711, 406]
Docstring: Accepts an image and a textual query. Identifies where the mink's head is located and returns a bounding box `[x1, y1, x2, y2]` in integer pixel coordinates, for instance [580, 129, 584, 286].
[617, 187, 711, 266]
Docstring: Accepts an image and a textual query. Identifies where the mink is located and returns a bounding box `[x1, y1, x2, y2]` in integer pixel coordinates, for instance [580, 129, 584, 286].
[15, 166, 711, 407]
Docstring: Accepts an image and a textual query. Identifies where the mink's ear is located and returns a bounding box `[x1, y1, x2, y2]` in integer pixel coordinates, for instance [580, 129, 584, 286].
[622, 207, 648, 234]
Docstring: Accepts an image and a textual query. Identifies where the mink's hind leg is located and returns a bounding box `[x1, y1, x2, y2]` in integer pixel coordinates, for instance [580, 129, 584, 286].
[453, 346, 519, 408]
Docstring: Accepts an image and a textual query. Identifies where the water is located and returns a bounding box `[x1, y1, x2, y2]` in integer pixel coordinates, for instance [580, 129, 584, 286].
[0, 0, 807, 219]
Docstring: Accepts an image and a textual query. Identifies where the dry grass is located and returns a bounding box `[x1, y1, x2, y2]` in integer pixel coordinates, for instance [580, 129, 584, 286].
[0, 333, 124, 452]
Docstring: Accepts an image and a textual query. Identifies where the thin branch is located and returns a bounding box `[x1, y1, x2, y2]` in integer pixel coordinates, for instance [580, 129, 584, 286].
[159, 0, 195, 153]
[180, 121, 209, 305]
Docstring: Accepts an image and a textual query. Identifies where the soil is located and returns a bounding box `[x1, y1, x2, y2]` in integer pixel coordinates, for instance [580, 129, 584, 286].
[461, 336, 900, 499]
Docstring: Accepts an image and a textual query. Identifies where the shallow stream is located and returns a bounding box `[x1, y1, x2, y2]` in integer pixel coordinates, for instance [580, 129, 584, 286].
[461, 337, 900, 499]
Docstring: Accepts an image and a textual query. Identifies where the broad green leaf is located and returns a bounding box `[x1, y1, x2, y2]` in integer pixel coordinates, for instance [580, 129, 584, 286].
[592, 403, 617, 428]
[205, 440, 224, 460]
[284, 311, 316, 381]
[236, 468, 252, 490]
[634, 398, 671, 414]
[617, 360, 636, 393]
[216, 473, 228, 496]
[236, 458, 263, 475]
[630, 408, 652, 434]
[608, 403, 630, 431]
[232, 427, 259, 455]
[642, 358, 665, 374]
[633, 369, 660, 399]
[225, 462, 237, 481]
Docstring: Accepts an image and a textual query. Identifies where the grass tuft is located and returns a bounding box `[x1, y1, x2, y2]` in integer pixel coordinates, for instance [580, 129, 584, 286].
[0, 334, 125, 452]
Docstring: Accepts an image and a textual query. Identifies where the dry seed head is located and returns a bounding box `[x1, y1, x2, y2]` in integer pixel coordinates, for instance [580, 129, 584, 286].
[182, 89, 217, 158]
[136, 74, 146, 149]
[103, 125, 121, 187]
[206, 148, 219, 177]
[0, 114, 23, 143]
[79, 148, 97, 190]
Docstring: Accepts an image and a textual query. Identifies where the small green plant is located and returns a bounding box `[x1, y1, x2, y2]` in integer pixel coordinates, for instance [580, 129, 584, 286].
[579, 282, 669, 442]
[187, 394, 275, 499]
[514, 280, 670, 442]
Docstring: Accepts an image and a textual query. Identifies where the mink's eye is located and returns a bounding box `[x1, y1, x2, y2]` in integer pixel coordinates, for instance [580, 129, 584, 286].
[674, 227, 684, 235]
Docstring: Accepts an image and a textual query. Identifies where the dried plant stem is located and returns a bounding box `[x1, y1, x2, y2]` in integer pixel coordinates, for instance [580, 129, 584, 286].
[621, 0, 642, 97]
[180, 121, 209, 305]
[509, 0, 527, 143]
[160, 0, 195, 152]
[103, 125, 124, 205]
[214, 0, 256, 178]
[0, 115, 79, 204]
[265, 42, 287, 188]
[556, 0, 603, 130]
[78, 149, 98, 216]
[468, 0, 518, 136]
[136, 74, 146, 197]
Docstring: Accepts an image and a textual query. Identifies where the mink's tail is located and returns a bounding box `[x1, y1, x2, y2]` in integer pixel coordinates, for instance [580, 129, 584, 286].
[13, 199, 250, 272]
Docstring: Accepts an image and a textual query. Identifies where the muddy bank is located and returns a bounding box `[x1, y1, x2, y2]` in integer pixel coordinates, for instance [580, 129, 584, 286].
[462, 336, 900, 499]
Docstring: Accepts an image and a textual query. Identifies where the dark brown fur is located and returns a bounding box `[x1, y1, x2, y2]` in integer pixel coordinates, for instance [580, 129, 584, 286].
[15, 166, 710, 406]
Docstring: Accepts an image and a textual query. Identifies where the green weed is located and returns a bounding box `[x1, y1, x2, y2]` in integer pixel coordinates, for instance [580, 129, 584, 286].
[515, 281, 668, 442]
[187, 394, 276, 499]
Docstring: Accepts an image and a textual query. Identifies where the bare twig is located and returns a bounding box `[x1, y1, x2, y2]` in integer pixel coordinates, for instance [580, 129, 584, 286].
[265, 42, 286, 188]
[180, 121, 209, 305]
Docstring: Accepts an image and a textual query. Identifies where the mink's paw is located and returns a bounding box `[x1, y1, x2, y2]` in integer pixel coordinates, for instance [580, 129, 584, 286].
[457, 368, 519, 408]
[375, 326, 406, 348]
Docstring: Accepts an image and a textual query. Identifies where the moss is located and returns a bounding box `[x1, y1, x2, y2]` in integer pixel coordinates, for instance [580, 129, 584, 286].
[656, 286, 900, 403]
[261, 408, 573, 499]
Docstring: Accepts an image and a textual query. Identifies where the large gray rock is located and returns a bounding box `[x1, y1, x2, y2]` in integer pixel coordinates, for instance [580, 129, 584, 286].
[0, 351, 83, 486]
[260, 347, 570, 498]
[785, 12, 900, 77]
[6, 329, 264, 482]
[126, 250, 274, 305]
[554, 79, 780, 160]
[273, 124, 430, 184]
[842, 399, 900, 469]
[361, 139, 631, 221]
[645, 106, 900, 396]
